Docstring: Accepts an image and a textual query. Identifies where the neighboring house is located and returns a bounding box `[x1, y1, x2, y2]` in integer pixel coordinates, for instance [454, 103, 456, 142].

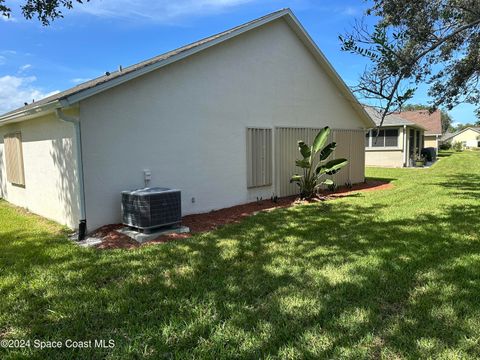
[395, 110, 442, 151]
[442, 127, 480, 148]
[0, 9, 374, 236]
[364, 106, 426, 168]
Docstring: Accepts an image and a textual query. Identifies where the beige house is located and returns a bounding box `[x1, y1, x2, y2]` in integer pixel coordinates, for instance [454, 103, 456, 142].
[0, 9, 374, 238]
[364, 106, 426, 167]
[442, 127, 480, 148]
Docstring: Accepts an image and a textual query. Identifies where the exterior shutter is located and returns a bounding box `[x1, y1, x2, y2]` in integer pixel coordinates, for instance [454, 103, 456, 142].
[246, 128, 272, 188]
[4, 132, 25, 186]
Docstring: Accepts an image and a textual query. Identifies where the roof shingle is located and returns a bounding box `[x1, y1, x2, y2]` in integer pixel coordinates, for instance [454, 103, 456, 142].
[395, 110, 442, 135]
[363, 106, 426, 129]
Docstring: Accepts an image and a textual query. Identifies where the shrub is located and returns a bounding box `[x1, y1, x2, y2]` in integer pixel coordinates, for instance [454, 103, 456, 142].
[452, 141, 463, 152]
[439, 142, 451, 150]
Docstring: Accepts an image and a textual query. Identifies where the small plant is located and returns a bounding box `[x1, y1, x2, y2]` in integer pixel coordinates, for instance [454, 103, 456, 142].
[452, 141, 463, 152]
[290, 127, 348, 199]
[414, 154, 425, 167]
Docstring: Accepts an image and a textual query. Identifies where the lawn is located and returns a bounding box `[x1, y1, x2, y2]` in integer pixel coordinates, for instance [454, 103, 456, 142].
[1, 151, 479, 359]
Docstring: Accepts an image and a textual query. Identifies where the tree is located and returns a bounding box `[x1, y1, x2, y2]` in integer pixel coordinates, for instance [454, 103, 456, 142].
[453, 122, 478, 132]
[402, 103, 454, 133]
[0, 0, 88, 25]
[340, 0, 480, 125]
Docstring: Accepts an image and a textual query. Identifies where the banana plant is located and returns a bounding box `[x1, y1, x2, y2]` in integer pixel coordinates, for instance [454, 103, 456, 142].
[290, 127, 348, 199]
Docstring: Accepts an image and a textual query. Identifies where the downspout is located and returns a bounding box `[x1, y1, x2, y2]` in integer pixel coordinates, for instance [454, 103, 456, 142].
[55, 109, 87, 241]
[403, 125, 408, 167]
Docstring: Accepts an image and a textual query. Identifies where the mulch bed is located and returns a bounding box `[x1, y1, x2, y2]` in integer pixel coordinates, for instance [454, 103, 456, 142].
[90, 180, 393, 250]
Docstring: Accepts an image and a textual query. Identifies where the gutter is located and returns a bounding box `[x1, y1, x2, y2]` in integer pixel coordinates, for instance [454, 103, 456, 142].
[403, 125, 408, 167]
[55, 109, 87, 240]
[0, 101, 61, 125]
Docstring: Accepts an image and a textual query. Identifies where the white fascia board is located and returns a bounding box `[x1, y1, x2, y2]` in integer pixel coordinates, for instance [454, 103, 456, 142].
[0, 100, 61, 126]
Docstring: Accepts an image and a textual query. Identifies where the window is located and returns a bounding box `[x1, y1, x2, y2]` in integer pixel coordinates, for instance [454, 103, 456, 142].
[246, 128, 272, 188]
[371, 130, 385, 147]
[385, 129, 399, 147]
[4, 132, 25, 186]
[365, 128, 399, 148]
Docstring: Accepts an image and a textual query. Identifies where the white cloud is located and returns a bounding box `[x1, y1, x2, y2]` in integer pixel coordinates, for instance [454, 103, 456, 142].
[76, 0, 257, 22]
[341, 6, 361, 16]
[1, 15, 17, 22]
[0, 75, 59, 114]
[19, 64, 32, 73]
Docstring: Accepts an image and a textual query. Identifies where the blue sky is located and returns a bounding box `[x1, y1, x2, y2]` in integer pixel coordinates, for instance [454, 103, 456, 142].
[0, 0, 475, 125]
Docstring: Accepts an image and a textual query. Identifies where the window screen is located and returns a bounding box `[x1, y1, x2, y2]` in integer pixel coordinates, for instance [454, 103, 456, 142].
[385, 129, 399, 147]
[371, 130, 385, 147]
[4, 132, 25, 186]
[246, 128, 272, 188]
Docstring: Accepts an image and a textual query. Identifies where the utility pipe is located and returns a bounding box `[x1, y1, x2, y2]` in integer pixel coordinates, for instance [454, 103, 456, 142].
[403, 125, 408, 167]
[55, 109, 87, 240]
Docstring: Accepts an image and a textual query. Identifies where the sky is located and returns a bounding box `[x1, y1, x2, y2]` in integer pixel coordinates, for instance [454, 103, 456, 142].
[0, 0, 476, 126]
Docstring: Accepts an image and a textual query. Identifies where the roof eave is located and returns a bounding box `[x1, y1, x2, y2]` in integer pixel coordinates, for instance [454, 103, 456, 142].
[0, 100, 62, 126]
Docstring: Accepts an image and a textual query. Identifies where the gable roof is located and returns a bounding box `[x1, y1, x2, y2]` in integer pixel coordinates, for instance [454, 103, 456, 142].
[363, 106, 426, 130]
[395, 110, 442, 135]
[0, 8, 374, 128]
[442, 127, 480, 141]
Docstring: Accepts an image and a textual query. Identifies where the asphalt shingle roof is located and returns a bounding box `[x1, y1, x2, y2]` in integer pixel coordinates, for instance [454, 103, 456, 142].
[363, 106, 425, 129]
[395, 110, 442, 135]
[442, 127, 480, 141]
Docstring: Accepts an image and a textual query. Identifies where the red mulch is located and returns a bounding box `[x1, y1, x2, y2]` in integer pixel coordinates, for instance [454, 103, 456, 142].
[90, 180, 393, 250]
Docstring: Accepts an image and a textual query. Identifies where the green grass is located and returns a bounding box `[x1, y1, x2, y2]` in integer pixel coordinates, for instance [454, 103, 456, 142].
[1, 151, 480, 359]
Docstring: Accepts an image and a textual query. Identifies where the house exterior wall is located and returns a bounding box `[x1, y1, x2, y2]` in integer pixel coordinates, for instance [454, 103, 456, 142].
[450, 129, 480, 148]
[365, 126, 406, 167]
[79, 18, 369, 231]
[424, 135, 438, 149]
[0, 112, 80, 227]
[365, 150, 405, 167]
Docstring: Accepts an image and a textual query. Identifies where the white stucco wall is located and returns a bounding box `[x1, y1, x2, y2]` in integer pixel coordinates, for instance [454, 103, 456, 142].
[0, 113, 80, 228]
[79, 18, 368, 230]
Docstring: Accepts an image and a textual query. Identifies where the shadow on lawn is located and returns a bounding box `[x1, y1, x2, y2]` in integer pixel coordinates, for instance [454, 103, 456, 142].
[437, 151, 454, 158]
[2, 153, 480, 357]
[2, 195, 480, 359]
[434, 172, 480, 200]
